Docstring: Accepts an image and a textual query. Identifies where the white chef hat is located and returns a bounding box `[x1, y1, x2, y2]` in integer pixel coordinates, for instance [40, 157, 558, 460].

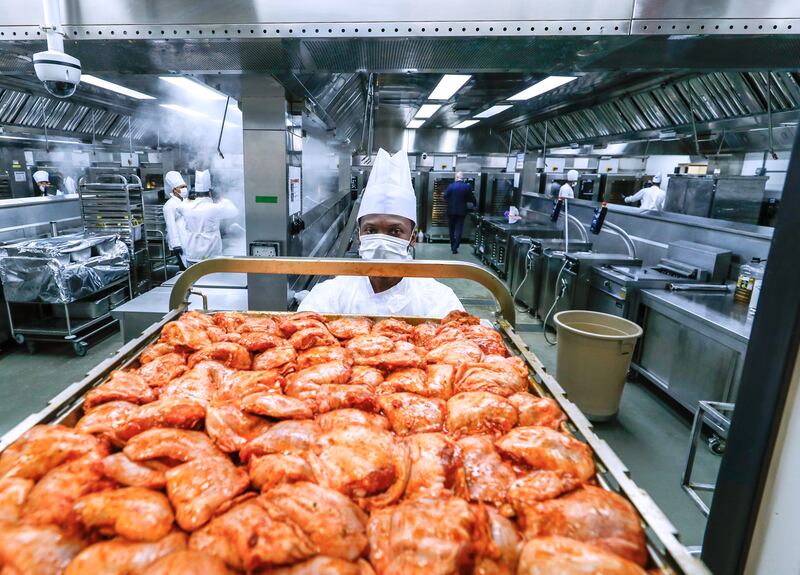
[652, 173, 662, 184]
[164, 171, 185, 192]
[194, 170, 212, 193]
[357, 149, 417, 225]
[33, 170, 49, 184]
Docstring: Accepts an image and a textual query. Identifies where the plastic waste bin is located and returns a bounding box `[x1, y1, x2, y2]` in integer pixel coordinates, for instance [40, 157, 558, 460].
[553, 310, 643, 421]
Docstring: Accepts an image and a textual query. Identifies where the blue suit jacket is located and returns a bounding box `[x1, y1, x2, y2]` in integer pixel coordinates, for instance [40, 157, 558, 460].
[443, 181, 476, 216]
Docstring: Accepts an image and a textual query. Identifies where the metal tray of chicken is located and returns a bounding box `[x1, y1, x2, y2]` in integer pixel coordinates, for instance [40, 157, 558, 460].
[0, 257, 710, 575]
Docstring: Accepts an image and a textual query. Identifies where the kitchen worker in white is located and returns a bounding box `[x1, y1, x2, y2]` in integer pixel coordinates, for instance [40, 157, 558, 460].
[178, 170, 239, 265]
[298, 148, 464, 317]
[32, 170, 63, 196]
[162, 170, 190, 268]
[559, 170, 579, 199]
[625, 174, 666, 211]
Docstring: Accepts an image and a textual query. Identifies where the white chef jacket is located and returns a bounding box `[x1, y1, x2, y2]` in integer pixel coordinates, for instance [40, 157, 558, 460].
[297, 276, 464, 318]
[625, 185, 666, 211]
[558, 183, 575, 199]
[178, 197, 239, 263]
[163, 195, 186, 251]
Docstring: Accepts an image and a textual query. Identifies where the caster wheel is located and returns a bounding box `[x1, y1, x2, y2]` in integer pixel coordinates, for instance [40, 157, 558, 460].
[25, 341, 37, 354]
[708, 435, 726, 455]
[14, 334, 25, 345]
[73, 342, 89, 357]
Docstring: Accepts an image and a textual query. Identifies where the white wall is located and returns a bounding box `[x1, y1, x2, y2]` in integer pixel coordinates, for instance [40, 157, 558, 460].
[644, 155, 692, 189]
[741, 151, 790, 197]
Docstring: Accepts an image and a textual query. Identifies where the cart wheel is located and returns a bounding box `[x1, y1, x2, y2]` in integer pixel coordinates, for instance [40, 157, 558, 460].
[25, 341, 36, 354]
[73, 342, 89, 357]
[708, 435, 726, 455]
[14, 333, 25, 345]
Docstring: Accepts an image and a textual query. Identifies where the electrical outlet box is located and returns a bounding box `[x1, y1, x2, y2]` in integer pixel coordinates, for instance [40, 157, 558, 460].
[249, 241, 280, 258]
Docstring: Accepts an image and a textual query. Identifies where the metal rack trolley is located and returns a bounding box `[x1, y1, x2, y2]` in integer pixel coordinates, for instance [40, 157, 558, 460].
[143, 202, 179, 285]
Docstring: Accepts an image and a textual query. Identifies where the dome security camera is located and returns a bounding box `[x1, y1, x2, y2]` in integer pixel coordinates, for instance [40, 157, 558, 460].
[33, 50, 81, 99]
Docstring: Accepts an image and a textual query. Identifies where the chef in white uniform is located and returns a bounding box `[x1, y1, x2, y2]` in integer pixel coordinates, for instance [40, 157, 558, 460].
[298, 148, 464, 317]
[32, 170, 64, 196]
[625, 173, 666, 211]
[178, 170, 239, 265]
[559, 169, 579, 199]
[162, 171, 189, 267]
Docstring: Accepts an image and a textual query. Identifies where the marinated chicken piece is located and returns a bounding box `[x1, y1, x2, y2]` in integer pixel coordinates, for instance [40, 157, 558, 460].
[456, 436, 516, 511]
[260, 556, 376, 575]
[425, 326, 463, 350]
[367, 497, 490, 575]
[326, 317, 373, 340]
[242, 392, 314, 420]
[495, 427, 595, 483]
[205, 401, 273, 453]
[461, 324, 508, 357]
[138, 353, 188, 388]
[238, 331, 286, 352]
[411, 322, 438, 347]
[316, 409, 391, 431]
[117, 397, 206, 441]
[75, 487, 174, 541]
[75, 400, 138, 446]
[215, 369, 285, 401]
[22, 455, 113, 533]
[140, 342, 182, 364]
[354, 349, 426, 371]
[314, 384, 380, 414]
[279, 312, 327, 335]
[296, 345, 351, 370]
[517, 485, 647, 566]
[507, 470, 581, 506]
[441, 310, 481, 327]
[474, 507, 521, 575]
[345, 334, 394, 357]
[371, 318, 414, 341]
[446, 392, 518, 436]
[286, 360, 352, 388]
[160, 320, 212, 350]
[213, 311, 250, 332]
[159, 367, 218, 405]
[188, 342, 252, 370]
[378, 393, 445, 435]
[101, 453, 166, 489]
[189, 497, 317, 571]
[236, 314, 281, 334]
[124, 428, 223, 464]
[0, 477, 34, 522]
[206, 325, 228, 343]
[309, 424, 410, 509]
[348, 365, 384, 389]
[166, 456, 249, 531]
[265, 482, 368, 561]
[403, 433, 458, 500]
[376, 368, 427, 396]
[252, 346, 298, 374]
[419, 364, 453, 400]
[453, 358, 528, 397]
[508, 393, 566, 430]
[516, 536, 647, 575]
[141, 549, 233, 575]
[181, 310, 216, 327]
[240, 420, 320, 463]
[0, 523, 84, 575]
[425, 340, 484, 364]
[64, 532, 188, 575]
[289, 325, 339, 350]
[84, 371, 157, 410]
[0, 424, 109, 481]
[249, 454, 315, 492]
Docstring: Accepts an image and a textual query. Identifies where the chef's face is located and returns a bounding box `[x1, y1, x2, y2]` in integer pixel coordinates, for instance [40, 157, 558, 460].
[359, 214, 416, 245]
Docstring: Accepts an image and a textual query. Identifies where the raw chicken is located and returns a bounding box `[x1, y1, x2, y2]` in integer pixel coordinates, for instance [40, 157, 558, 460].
[213, 312, 280, 335]
[494, 427, 595, 483]
[516, 536, 647, 575]
[158, 367, 219, 405]
[378, 393, 445, 435]
[314, 384, 380, 414]
[205, 401, 273, 453]
[213, 311, 250, 332]
[0, 523, 84, 575]
[474, 507, 521, 575]
[139, 342, 182, 364]
[289, 325, 339, 350]
[0, 476, 33, 522]
[141, 549, 233, 575]
[181, 311, 216, 327]
[296, 346, 352, 370]
[425, 364, 455, 399]
[426, 340, 484, 364]
[460, 324, 509, 357]
[354, 350, 426, 371]
[440, 310, 480, 327]
[214, 369, 285, 401]
[348, 365, 385, 389]
[279, 312, 328, 336]
[260, 557, 376, 575]
[455, 436, 516, 512]
[242, 392, 314, 420]
[326, 317, 373, 340]
[252, 346, 298, 374]
[160, 320, 212, 350]
[240, 420, 320, 463]
[410, 322, 438, 347]
[446, 392, 519, 436]
[265, 482, 369, 561]
[507, 470, 581, 506]
[517, 485, 647, 566]
[74, 487, 175, 541]
[286, 361, 352, 387]
[0, 424, 108, 481]
[237, 331, 286, 352]
[117, 397, 206, 441]
[371, 318, 414, 341]
[64, 532, 187, 575]
[425, 326, 463, 350]
[165, 456, 249, 531]
[376, 368, 427, 396]
[75, 400, 138, 446]
[346, 334, 395, 359]
[453, 358, 528, 397]
[316, 409, 391, 431]
[403, 433, 458, 500]
[188, 342, 252, 370]
[138, 353, 188, 388]
[249, 454, 315, 492]
[507, 393, 566, 430]
[101, 453, 166, 489]
[83, 371, 157, 409]
[124, 428, 223, 464]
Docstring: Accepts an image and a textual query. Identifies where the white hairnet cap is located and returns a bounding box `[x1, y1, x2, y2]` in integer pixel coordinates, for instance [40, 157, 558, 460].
[567, 169, 579, 182]
[194, 170, 212, 193]
[33, 170, 49, 183]
[164, 171, 185, 192]
[652, 173, 662, 184]
[357, 149, 417, 224]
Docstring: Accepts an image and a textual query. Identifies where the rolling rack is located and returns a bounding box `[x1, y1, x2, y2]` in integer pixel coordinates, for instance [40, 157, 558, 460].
[143, 202, 180, 285]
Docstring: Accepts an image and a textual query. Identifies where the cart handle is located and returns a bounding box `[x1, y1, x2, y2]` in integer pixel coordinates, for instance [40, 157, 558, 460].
[168, 257, 516, 326]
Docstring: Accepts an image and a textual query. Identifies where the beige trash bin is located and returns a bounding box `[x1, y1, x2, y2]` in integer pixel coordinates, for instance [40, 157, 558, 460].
[553, 310, 643, 421]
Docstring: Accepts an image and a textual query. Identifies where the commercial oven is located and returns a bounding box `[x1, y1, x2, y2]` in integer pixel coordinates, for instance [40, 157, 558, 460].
[481, 172, 516, 216]
[665, 175, 768, 224]
[478, 217, 562, 279]
[424, 171, 480, 242]
[600, 173, 642, 205]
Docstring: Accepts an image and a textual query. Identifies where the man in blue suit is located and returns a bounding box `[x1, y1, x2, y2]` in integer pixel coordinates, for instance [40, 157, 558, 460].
[443, 172, 476, 254]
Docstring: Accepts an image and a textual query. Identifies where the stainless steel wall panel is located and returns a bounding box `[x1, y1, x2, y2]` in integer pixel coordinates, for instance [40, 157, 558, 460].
[633, 0, 800, 20]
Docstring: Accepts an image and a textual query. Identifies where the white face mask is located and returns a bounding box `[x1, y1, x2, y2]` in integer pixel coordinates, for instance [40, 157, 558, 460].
[39, 185, 47, 192]
[178, 187, 189, 199]
[358, 233, 412, 261]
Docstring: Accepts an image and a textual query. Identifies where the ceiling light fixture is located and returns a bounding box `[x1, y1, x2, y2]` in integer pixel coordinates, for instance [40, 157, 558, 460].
[474, 105, 512, 119]
[454, 120, 479, 129]
[507, 76, 577, 101]
[414, 104, 442, 119]
[407, 119, 425, 129]
[428, 75, 472, 100]
[159, 104, 208, 118]
[81, 75, 156, 100]
[159, 76, 226, 100]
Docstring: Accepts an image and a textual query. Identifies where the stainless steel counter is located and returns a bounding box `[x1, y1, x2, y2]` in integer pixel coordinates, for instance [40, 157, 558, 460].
[161, 272, 248, 289]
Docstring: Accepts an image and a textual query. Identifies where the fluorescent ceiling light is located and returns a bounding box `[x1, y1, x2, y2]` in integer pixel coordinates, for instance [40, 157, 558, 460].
[407, 119, 425, 129]
[414, 104, 442, 119]
[507, 76, 577, 101]
[474, 105, 512, 119]
[428, 75, 471, 100]
[160, 104, 207, 118]
[454, 120, 479, 129]
[159, 76, 226, 100]
[81, 75, 155, 100]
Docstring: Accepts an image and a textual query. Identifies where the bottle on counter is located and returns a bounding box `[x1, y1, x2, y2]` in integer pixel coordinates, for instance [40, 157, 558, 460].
[748, 259, 766, 316]
[734, 257, 765, 305]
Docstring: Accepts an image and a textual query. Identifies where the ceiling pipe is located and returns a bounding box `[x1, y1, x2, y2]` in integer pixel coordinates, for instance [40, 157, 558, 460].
[41, 0, 65, 53]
